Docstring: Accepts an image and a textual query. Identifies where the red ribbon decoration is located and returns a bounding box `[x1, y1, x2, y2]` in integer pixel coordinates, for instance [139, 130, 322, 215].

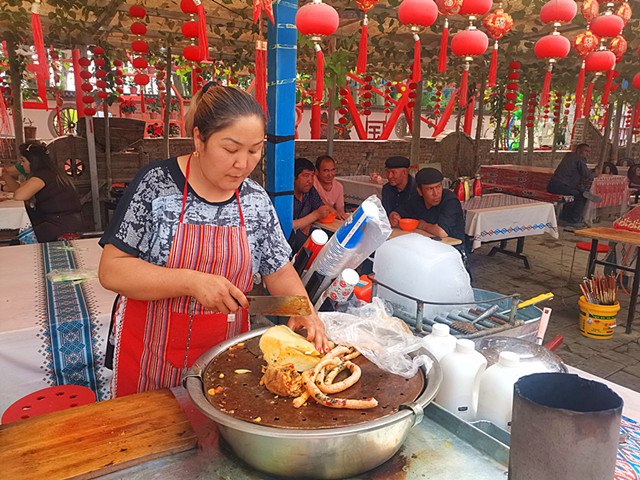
[432, 87, 460, 137]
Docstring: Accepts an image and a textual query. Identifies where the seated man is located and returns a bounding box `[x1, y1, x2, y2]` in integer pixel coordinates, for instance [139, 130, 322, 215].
[292, 157, 331, 236]
[381, 155, 420, 228]
[412, 167, 465, 249]
[547, 143, 601, 226]
[314, 155, 348, 220]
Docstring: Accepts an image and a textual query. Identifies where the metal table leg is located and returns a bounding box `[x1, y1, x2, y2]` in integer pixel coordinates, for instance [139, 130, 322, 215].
[487, 237, 531, 269]
[587, 239, 598, 277]
[626, 253, 640, 333]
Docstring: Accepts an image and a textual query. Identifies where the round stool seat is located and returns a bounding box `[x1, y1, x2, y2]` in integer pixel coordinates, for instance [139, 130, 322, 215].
[2, 385, 96, 424]
[576, 242, 610, 254]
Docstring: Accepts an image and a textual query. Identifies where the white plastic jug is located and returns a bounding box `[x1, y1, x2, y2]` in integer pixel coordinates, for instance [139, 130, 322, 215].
[476, 351, 522, 431]
[373, 234, 473, 319]
[436, 339, 487, 421]
[423, 324, 456, 361]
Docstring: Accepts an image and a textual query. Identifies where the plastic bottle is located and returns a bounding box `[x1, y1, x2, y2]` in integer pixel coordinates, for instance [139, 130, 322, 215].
[422, 324, 456, 361]
[473, 175, 482, 197]
[476, 351, 522, 431]
[435, 339, 487, 421]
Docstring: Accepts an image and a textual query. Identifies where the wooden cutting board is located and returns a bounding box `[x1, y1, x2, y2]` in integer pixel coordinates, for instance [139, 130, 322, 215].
[0, 389, 197, 480]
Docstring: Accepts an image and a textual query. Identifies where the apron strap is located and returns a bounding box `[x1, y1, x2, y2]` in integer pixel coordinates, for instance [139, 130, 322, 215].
[180, 152, 194, 224]
[235, 189, 245, 227]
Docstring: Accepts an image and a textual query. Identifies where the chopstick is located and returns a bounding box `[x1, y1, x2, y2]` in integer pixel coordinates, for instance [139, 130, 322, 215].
[580, 274, 618, 305]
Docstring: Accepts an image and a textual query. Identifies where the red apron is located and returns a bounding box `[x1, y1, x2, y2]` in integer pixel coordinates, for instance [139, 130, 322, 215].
[111, 154, 253, 397]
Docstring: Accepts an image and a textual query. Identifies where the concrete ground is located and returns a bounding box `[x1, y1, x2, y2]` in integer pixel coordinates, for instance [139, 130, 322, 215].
[468, 225, 640, 393]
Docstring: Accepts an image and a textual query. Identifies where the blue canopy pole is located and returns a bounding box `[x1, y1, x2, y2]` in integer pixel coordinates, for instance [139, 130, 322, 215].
[266, 0, 297, 238]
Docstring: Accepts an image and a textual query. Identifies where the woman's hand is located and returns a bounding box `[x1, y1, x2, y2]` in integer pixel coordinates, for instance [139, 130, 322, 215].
[190, 272, 249, 314]
[287, 311, 330, 353]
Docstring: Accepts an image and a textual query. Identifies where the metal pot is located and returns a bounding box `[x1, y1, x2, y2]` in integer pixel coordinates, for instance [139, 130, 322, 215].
[184, 327, 442, 479]
[472, 337, 567, 374]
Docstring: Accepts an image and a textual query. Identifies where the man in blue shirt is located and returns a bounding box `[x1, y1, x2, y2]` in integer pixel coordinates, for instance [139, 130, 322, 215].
[292, 157, 330, 235]
[547, 144, 601, 226]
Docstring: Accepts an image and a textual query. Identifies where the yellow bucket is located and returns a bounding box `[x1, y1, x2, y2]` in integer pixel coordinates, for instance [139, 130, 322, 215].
[578, 296, 620, 339]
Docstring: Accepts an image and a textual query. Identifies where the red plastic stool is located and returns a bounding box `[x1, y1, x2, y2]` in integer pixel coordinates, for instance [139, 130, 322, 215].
[1, 385, 96, 424]
[569, 242, 611, 282]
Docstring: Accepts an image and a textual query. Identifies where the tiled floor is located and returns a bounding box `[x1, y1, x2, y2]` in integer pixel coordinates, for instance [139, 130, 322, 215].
[468, 226, 640, 393]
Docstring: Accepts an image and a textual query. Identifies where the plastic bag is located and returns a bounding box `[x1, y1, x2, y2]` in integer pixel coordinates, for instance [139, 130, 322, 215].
[319, 297, 433, 378]
[46, 268, 97, 285]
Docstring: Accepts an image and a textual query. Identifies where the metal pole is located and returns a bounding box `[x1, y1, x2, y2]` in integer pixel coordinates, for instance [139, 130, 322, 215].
[493, 93, 503, 163]
[474, 81, 486, 171]
[598, 102, 614, 172]
[163, 47, 172, 158]
[410, 79, 422, 166]
[6, 39, 24, 158]
[326, 75, 336, 156]
[103, 102, 112, 197]
[610, 99, 624, 164]
[517, 85, 528, 165]
[85, 115, 101, 230]
[550, 112, 561, 164]
[626, 102, 638, 159]
[266, 0, 297, 237]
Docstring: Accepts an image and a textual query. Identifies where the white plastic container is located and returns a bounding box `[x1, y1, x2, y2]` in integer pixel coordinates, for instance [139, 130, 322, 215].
[373, 234, 473, 319]
[476, 351, 523, 431]
[423, 324, 457, 361]
[435, 339, 487, 421]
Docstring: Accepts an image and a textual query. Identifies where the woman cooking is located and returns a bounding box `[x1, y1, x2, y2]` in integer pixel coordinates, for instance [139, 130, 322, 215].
[98, 84, 329, 398]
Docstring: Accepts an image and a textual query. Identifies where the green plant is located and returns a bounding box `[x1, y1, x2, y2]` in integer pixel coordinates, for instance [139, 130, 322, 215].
[121, 99, 137, 114]
[146, 97, 161, 113]
[169, 99, 180, 113]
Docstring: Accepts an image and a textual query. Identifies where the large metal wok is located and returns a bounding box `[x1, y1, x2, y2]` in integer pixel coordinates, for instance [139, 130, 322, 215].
[184, 327, 442, 479]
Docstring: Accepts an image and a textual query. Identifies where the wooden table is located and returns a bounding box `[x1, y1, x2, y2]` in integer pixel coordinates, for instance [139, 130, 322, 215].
[314, 218, 463, 247]
[574, 227, 640, 333]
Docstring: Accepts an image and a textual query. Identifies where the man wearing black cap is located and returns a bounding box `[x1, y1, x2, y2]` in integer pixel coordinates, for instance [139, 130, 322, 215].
[381, 155, 420, 227]
[412, 167, 465, 247]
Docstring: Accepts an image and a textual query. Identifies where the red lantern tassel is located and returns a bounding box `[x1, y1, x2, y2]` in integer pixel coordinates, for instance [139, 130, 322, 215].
[195, 0, 209, 61]
[464, 90, 475, 135]
[438, 19, 448, 73]
[31, 1, 48, 81]
[412, 35, 421, 82]
[601, 69, 614, 107]
[432, 87, 460, 137]
[540, 66, 552, 107]
[356, 16, 368, 75]
[487, 41, 498, 88]
[633, 98, 640, 128]
[583, 81, 594, 117]
[574, 61, 585, 120]
[255, 40, 267, 115]
[459, 66, 469, 108]
[311, 45, 324, 139]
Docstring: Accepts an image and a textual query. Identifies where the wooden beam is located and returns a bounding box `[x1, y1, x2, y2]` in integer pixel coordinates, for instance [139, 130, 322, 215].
[6, 39, 24, 158]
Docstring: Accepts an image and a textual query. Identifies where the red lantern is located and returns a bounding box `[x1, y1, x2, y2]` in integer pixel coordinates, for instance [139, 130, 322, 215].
[573, 30, 600, 58]
[183, 45, 202, 62]
[451, 28, 488, 107]
[181, 21, 199, 38]
[507, 82, 518, 91]
[97, 91, 109, 99]
[95, 69, 107, 78]
[540, 0, 577, 24]
[81, 83, 93, 92]
[131, 22, 147, 35]
[96, 80, 107, 88]
[535, 34, 570, 107]
[94, 58, 105, 67]
[133, 57, 149, 69]
[615, 2, 632, 26]
[508, 72, 520, 80]
[609, 35, 627, 62]
[113, 60, 123, 67]
[459, 0, 492, 18]
[80, 71, 92, 80]
[134, 73, 150, 85]
[129, 5, 146, 17]
[582, 0, 599, 23]
[482, 7, 513, 87]
[79, 57, 91, 67]
[585, 50, 616, 71]
[397, 0, 438, 83]
[82, 95, 95, 104]
[435, 0, 463, 73]
[590, 14, 624, 38]
[131, 40, 148, 53]
[633, 73, 640, 90]
[93, 46, 104, 55]
[505, 102, 515, 111]
[506, 92, 517, 101]
[84, 107, 97, 116]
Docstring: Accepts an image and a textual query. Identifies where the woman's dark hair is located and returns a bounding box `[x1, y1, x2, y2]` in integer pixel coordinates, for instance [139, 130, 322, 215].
[19, 140, 73, 188]
[185, 84, 266, 143]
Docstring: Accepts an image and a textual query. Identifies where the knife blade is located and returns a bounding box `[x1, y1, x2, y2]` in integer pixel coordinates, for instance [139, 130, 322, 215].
[246, 296, 311, 316]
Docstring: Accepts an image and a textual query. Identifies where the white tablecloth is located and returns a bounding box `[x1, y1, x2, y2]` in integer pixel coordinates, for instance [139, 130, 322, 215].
[0, 238, 115, 417]
[0, 196, 30, 230]
[462, 193, 558, 251]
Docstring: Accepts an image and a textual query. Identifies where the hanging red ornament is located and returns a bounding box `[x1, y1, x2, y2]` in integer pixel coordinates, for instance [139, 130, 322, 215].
[398, 0, 438, 83]
[97, 91, 109, 99]
[84, 107, 97, 116]
[573, 30, 600, 58]
[131, 40, 148, 53]
[435, 0, 463, 73]
[94, 58, 105, 67]
[93, 46, 104, 55]
[80, 71, 92, 80]
[504, 102, 515, 111]
[609, 35, 627, 62]
[183, 45, 201, 62]
[615, 2, 632, 26]
[83, 95, 95, 104]
[483, 7, 513, 88]
[582, 0, 599, 23]
[95, 69, 107, 78]
[79, 57, 91, 67]
[96, 80, 107, 88]
[133, 57, 149, 69]
[354, 0, 382, 74]
[295, 0, 339, 139]
[632, 73, 640, 90]
[590, 14, 624, 38]
[534, 33, 570, 107]
[508, 72, 519, 80]
[585, 49, 616, 71]
[134, 73, 150, 85]
[458, 0, 492, 17]
[113, 60, 123, 67]
[540, 0, 578, 24]
[81, 83, 93, 92]
[131, 22, 147, 35]
[451, 28, 488, 107]
[129, 5, 146, 17]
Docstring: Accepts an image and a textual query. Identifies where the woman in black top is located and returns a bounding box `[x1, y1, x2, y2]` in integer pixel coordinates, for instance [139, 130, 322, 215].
[2, 141, 83, 242]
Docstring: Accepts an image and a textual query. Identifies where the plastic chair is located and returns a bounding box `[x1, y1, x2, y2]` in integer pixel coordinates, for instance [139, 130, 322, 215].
[568, 242, 611, 282]
[1, 385, 96, 424]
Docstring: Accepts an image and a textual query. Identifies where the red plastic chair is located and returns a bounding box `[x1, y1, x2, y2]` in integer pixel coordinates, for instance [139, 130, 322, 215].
[1, 385, 96, 424]
[569, 242, 611, 282]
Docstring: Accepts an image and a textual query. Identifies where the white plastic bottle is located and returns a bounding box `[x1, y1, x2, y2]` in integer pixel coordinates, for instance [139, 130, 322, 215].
[423, 324, 457, 361]
[435, 339, 487, 421]
[476, 351, 522, 431]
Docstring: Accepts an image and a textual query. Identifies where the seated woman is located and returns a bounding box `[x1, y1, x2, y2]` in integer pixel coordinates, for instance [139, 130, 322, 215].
[1, 141, 83, 242]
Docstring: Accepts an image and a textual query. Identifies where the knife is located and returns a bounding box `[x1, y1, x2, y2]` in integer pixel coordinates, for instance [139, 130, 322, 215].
[246, 295, 311, 316]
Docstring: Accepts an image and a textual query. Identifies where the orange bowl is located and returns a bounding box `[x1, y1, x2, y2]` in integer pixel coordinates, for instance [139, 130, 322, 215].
[320, 213, 337, 224]
[398, 218, 419, 231]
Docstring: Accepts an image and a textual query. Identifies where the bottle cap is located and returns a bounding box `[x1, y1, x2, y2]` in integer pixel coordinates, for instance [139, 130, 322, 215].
[456, 338, 475, 354]
[432, 324, 450, 337]
[498, 351, 520, 367]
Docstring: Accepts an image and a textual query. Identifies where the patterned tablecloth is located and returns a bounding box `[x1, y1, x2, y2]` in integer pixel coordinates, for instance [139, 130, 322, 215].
[0, 196, 30, 230]
[462, 193, 558, 251]
[0, 238, 115, 416]
[584, 175, 629, 225]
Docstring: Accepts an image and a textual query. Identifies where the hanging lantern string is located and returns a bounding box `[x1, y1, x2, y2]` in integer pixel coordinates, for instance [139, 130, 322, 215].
[314, 43, 324, 105]
[438, 18, 448, 73]
[193, 0, 210, 60]
[540, 63, 554, 108]
[412, 33, 421, 83]
[583, 79, 595, 117]
[356, 15, 369, 74]
[459, 63, 470, 107]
